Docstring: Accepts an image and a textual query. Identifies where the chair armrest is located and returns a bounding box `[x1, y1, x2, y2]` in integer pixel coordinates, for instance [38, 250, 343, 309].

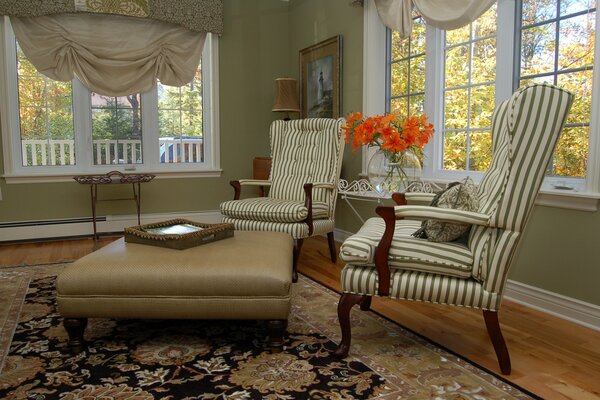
[301, 182, 336, 236]
[372, 205, 489, 297]
[311, 182, 335, 190]
[393, 205, 490, 226]
[229, 179, 272, 200]
[238, 179, 272, 186]
[405, 192, 436, 204]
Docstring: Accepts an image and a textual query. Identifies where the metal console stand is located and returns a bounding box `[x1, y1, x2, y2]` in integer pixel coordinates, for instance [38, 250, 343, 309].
[74, 171, 155, 240]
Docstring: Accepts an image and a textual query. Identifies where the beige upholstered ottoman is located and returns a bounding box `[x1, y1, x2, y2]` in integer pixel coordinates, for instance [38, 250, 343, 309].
[56, 231, 293, 352]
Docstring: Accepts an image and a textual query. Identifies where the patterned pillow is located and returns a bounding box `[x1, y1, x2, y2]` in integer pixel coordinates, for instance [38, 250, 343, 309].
[412, 177, 479, 242]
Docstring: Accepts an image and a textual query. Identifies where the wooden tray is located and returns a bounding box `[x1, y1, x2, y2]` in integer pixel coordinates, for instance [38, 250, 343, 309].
[124, 219, 234, 250]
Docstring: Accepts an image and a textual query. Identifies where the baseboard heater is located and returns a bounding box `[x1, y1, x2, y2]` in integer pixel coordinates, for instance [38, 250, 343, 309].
[0, 216, 105, 229]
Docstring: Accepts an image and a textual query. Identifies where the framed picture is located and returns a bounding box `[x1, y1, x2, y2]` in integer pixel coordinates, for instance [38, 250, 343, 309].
[299, 35, 342, 119]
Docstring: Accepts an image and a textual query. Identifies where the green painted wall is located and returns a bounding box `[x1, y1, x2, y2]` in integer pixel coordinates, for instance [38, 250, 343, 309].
[1, 0, 599, 307]
[0, 0, 290, 221]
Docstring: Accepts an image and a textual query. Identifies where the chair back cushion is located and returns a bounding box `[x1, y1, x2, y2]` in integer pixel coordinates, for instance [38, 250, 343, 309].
[269, 118, 345, 213]
[468, 83, 573, 288]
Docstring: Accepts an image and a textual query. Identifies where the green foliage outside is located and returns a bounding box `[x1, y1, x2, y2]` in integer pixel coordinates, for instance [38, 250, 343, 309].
[389, 0, 595, 177]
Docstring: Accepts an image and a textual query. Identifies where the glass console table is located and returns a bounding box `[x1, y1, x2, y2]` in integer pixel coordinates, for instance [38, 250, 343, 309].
[337, 179, 441, 223]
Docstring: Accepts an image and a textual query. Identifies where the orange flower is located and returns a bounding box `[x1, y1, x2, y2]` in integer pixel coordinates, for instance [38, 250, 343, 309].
[343, 111, 434, 157]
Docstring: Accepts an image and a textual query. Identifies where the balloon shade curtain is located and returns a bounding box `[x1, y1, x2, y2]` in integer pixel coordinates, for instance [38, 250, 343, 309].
[373, 0, 496, 38]
[10, 14, 207, 96]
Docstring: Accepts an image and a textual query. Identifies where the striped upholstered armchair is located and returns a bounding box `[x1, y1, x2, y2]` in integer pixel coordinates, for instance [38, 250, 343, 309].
[334, 84, 573, 374]
[220, 118, 346, 282]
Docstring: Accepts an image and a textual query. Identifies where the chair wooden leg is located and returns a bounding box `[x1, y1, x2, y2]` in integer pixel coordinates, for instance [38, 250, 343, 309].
[483, 310, 511, 375]
[292, 239, 303, 283]
[334, 293, 369, 358]
[327, 232, 337, 263]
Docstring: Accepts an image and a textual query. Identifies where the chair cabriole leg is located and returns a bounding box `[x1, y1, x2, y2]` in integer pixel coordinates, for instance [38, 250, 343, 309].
[483, 310, 511, 375]
[327, 232, 337, 263]
[334, 293, 369, 358]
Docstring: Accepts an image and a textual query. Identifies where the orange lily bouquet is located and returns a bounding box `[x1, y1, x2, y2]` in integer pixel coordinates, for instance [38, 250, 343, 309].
[342, 112, 434, 158]
[342, 112, 434, 193]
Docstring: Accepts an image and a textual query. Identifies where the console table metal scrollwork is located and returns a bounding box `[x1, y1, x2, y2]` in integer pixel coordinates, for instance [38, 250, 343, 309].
[73, 171, 156, 240]
[337, 179, 442, 223]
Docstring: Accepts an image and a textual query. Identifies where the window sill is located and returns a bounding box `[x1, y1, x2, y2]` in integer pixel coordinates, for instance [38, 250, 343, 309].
[2, 169, 223, 184]
[356, 174, 600, 212]
[536, 189, 600, 212]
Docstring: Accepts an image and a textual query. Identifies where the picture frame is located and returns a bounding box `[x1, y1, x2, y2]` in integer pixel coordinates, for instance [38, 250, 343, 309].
[299, 35, 342, 119]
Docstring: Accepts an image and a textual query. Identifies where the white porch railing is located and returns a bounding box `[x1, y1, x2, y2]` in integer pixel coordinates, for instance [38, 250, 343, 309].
[20, 138, 203, 166]
[21, 139, 76, 166]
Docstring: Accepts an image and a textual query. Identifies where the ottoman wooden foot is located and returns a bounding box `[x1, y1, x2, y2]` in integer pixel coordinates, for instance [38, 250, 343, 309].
[267, 319, 286, 353]
[64, 318, 88, 353]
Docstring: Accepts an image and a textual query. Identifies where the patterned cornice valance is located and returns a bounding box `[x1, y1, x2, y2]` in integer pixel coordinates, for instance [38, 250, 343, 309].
[0, 0, 223, 34]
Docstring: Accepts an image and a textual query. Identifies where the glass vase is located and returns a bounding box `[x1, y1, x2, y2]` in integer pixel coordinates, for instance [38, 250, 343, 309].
[367, 149, 422, 195]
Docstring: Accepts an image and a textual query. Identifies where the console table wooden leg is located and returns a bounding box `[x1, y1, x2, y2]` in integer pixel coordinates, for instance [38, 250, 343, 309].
[267, 320, 286, 353]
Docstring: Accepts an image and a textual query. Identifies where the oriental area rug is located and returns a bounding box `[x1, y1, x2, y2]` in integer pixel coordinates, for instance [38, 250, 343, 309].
[0, 264, 539, 399]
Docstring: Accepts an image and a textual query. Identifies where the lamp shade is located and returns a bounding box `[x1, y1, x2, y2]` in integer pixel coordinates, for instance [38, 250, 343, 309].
[272, 78, 301, 112]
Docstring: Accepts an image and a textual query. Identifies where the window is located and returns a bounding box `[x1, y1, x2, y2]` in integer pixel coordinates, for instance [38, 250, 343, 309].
[387, 15, 427, 116]
[91, 94, 143, 165]
[518, 0, 596, 179]
[16, 43, 75, 167]
[0, 17, 220, 181]
[377, 0, 599, 194]
[443, 5, 496, 172]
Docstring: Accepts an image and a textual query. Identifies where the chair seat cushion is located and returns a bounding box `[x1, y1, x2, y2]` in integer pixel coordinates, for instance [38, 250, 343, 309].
[220, 198, 329, 223]
[340, 217, 474, 278]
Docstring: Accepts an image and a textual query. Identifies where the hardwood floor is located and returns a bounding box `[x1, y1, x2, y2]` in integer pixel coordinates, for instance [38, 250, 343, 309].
[1, 235, 599, 399]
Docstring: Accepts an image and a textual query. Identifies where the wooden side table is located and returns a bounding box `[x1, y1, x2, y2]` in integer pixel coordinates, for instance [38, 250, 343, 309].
[74, 171, 155, 240]
[253, 157, 272, 197]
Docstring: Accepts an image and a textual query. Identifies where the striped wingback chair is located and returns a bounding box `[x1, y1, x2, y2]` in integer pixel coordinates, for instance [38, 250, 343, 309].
[334, 84, 573, 374]
[220, 118, 346, 282]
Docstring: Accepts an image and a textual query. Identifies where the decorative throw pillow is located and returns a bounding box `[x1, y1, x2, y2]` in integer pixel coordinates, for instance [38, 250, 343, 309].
[412, 177, 479, 242]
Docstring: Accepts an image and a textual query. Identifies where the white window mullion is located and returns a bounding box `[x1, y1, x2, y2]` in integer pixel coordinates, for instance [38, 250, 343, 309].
[361, 0, 387, 173]
[72, 79, 91, 168]
[496, 0, 516, 103]
[0, 18, 21, 175]
[205, 35, 221, 171]
[141, 88, 159, 170]
[423, 26, 445, 178]
[586, 8, 600, 193]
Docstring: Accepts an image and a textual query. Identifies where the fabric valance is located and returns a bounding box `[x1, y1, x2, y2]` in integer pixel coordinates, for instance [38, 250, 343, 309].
[11, 14, 206, 96]
[373, 0, 495, 38]
[0, 0, 223, 34]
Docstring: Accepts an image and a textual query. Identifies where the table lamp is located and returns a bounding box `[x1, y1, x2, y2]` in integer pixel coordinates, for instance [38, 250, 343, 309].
[272, 78, 300, 120]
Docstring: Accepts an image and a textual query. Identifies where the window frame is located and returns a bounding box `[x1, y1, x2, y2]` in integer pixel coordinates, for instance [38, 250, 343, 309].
[0, 17, 221, 183]
[363, 0, 600, 209]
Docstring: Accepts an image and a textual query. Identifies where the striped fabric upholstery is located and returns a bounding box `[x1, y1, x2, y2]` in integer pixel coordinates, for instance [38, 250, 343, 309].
[340, 84, 574, 310]
[223, 217, 335, 239]
[341, 266, 501, 310]
[221, 118, 345, 240]
[220, 198, 329, 223]
[269, 119, 344, 211]
[340, 218, 474, 278]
